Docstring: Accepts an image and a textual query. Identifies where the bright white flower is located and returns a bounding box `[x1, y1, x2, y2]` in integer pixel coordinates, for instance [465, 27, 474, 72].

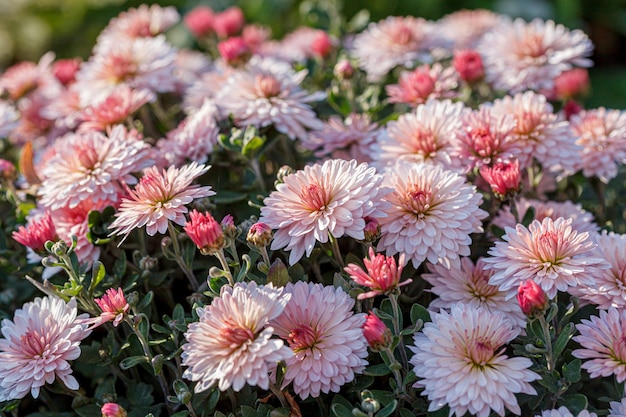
[478, 18, 594, 93]
[260, 159, 391, 265]
[423, 257, 526, 329]
[485, 217, 609, 299]
[573, 307, 626, 383]
[536, 407, 598, 417]
[182, 282, 292, 392]
[377, 161, 487, 268]
[0, 297, 91, 401]
[410, 303, 539, 417]
[270, 281, 368, 399]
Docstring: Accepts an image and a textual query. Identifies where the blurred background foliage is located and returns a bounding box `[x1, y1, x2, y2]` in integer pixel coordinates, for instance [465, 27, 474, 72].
[0, 0, 624, 109]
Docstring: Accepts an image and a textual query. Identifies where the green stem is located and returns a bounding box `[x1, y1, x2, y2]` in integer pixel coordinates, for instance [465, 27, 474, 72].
[389, 293, 409, 370]
[215, 248, 235, 285]
[268, 382, 289, 409]
[249, 158, 266, 193]
[328, 233, 345, 268]
[538, 314, 555, 372]
[382, 347, 405, 395]
[259, 246, 271, 269]
[168, 223, 199, 291]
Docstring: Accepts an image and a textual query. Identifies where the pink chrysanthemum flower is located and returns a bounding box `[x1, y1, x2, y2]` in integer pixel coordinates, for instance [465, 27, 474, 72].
[259, 159, 391, 265]
[372, 99, 467, 171]
[182, 282, 292, 392]
[38, 126, 153, 210]
[609, 398, 626, 417]
[269, 281, 368, 399]
[491, 91, 580, 173]
[108, 162, 214, 240]
[573, 307, 626, 383]
[484, 217, 609, 300]
[450, 106, 520, 172]
[491, 198, 599, 236]
[259, 27, 334, 63]
[172, 49, 213, 94]
[184, 6, 214, 38]
[377, 162, 487, 268]
[0, 296, 91, 401]
[220, 57, 325, 140]
[78, 86, 155, 132]
[351, 16, 440, 82]
[423, 257, 526, 329]
[0, 52, 58, 101]
[157, 100, 219, 165]
[93, 288, 130, 328]
[0, 100, 19, 138]
[385, 63, 458, 106]
[344, 247, 411, 300]
[479, 158, 521, 198]
[12, 210, 57, 252]
[51, 58, 81, 86]
[478, 18, 593, 93]
[569, 231, 626, 309]
[184, 210, 225, 255]
[536, 407, 598, 417]
[409, 303, 539, 417]
[436, 9, 503, 49]
[182, 67, 233, 117]
[570, 107, 626, 183]
[302, 113, 380, 163]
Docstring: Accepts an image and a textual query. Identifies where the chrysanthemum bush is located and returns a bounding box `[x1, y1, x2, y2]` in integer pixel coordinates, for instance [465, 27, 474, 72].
[2, 3, 626, 417]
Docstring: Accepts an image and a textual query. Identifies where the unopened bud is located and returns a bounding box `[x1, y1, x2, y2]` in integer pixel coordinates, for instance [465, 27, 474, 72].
[362, 216, 380, 243]
[517, 280, 549, 318]
[362, 312, 392, 351]
[246, 222, 273, 248]
[334, 59, 354, 80]
[101, 402, 127, 417]
[275, 165, 295, 185]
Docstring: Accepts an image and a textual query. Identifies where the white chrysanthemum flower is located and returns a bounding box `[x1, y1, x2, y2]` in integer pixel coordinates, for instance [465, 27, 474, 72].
[573, 308, 626, 383]
[491, 91, 580, 173]
[423, 257, 526, 329]
[219, 57, 325, 140]
[38, 126, 153, 210]
[377, 161, 487, 268]
[372, 99, 467, 171]
[436, 9, 504, 49]
[570, 107, 626, 183]
[270, 282, 368, 399]
[478, 18, 594, 93]
[0, 297, 91, 401]
[182, 282, 292, 392]
[410, 303, 539, 417]
[484, 217, 609, 299]
[536, 407, 598, 417]
[260, 159, 391, 265]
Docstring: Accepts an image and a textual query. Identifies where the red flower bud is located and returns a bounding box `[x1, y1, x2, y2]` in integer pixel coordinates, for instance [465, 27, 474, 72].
[517, 280, 549, 317]
[363, 312, 392, 351]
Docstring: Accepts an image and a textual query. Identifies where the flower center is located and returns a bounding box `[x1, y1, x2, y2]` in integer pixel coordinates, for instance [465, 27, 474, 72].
[467, 337, 496, 368]
[404, 70, 435, 102]
[469, 127, 499, 160]
[255, 74, 281, 98]
[612, 336, 626, 362]
[518, 33, 547, 59]
[537, 231, 562, 264]
[287, 325, 318, 352]
[410, 128, 438, 158]
[108, 55, 138, 83]
[404, 187, 432, 218]
[467, 270, 498, 302]
[390, 24, 413, 45]
[220, 325, 255, 349]
[20, 329, 48, 359]
[300, 183, 328, 212]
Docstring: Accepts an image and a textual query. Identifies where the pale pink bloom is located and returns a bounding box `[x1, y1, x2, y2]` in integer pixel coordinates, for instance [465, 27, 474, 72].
[259, 159, 391, 265]
[491, 91, 580, 174]
[172, 49, 213, 94]
[182, 282, 292, 392]
[363, 312, 392, 351]
[270, 281, 368, 399]
[75, 35, 177, 105]
[436, 9, 503, 49]
[242, 24, 271, 53]
[101, 402, 127, 417]
[218, 37, 250, 65]
[0, 296, 91, 401]
[184, 6, 215, 38]
[344, 247, 411, 299]
[302, 113, 380, 163]
[94, 288, 130, 327]
[51, 58, 81, 86]
[609, 398, 626, 417]
[573, 307, 626, 383]
[351, 16, 440, 82]
[182, 66, 233, 116]
[41, 87, 84, 131]
[409, 304, 539, 417]
[491, 198, 599, 236]
[213, 6, 245, 38]
[9, 93, 59, 146]
[484, 217, 609, 300]
[157, 100, 219, 165]
[372, 99, 467, 170]
[184, 210, 225, 255]
[78, 86, 155, 132]
[108, 162, 215, 239]
[95, 4, 180, 50]
[12, 210, 57, 252]
[38, 126, 153, 210]
[386, 63, 458, 106]
[570, 108, 626, 183]
[569, 231, 626, 309]
[450, 105, 520, 171]
[453, 49, 485, 83]
[377, 161, 487, 268]
[479, 159, 521, 198]
[536, 407, 598, 417]
[423, 257, 526, 329]
[0, 100, 20, 138]
[0, 52, 58, 101]
[478, 18, 593, 93]
[220, 57, 324, 140]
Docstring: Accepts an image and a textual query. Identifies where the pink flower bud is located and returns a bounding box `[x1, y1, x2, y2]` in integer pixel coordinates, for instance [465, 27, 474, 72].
[453, 50, 485, 83]
[517, 280, 549, 317]
[333, 60, 354, 80]
[95, 288, 130, 327]
[363, 216, 381, 243]
[101, 402, 127, 417]
[562, 99, 583, 120]
[246, 222, 273, 248]
[0, 159, 16, 181]
[184, 210, 225, 255]
[218, 37, 250, 65]
[551, 68, 589, 100]
[479, 159, 521, 199]
[184, 6, 214, 38]
[363, 312, 392, 351]
[221, 214, 238, 239]
[311, 31, 333, 58]
[213, 7, 245, 38]
[52, 58, 81, 86]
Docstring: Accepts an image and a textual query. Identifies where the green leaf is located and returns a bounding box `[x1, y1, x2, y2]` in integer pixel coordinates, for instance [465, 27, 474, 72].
[240, 406, 257, 417]
[89, 261, 106, 295]
[537, 371, 561, 393]
[127, 382, 154, 406]
[363, 363, 391, 376]
[368, 390, 394, 406]
[559, 393, 588, 415]
[375, 400, 397, 417]
[242, 135, 265, 158]
[521, 206, 536, 227]
[410, 303, 430, 325]
[563, 358, 582, 384]
[170, 412, 189, 417]
[428, 406, 450, 417]
[74, 405, 102, 417]
[212, 191, 249, 204]
[553, 322, 575, 358]
[330, 403, 353, 417]
[119, 355, 149, 370]
[136, 291, 154, 312]
[113, 250, 127, 278]
[267, 258, 290, 287]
